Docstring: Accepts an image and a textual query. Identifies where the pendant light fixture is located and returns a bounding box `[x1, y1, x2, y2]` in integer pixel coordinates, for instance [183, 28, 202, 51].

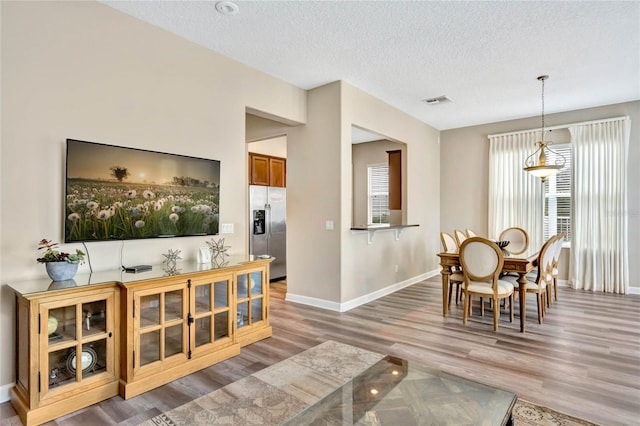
[523, 75, 566, 181]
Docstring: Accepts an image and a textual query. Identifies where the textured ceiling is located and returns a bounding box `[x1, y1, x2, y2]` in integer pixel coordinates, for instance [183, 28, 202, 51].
[101, 1, 640, 130]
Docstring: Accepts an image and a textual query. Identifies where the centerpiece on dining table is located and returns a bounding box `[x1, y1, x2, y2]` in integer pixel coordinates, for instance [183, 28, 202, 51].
[496, 240, 510, 249]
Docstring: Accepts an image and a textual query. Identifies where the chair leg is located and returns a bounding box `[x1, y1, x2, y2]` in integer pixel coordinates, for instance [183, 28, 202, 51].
[536, 293, 543, 324]
[463, 291, 469, 326]
[546, 286, 551, 308]
[554, 278, 558, 301]
[493, 297, 499, 331]
[480, 297, 485, 316]
[509, 294, 514, 322]
[456, 283, 461, 305]
[546, 286, 551, 307]
[448, 283, 453, 309]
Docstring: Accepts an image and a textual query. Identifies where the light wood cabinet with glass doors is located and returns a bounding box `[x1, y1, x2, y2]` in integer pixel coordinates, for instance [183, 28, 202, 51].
[10, 256, 272, 424]
[235, 267, 271, 346]
[120, 271, 240, 399]
[192, 273, 234, 355]
[10, 283, 119, 426]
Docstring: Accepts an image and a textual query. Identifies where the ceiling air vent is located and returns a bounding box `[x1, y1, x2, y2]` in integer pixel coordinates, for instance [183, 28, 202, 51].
[422, 96, 451, 105]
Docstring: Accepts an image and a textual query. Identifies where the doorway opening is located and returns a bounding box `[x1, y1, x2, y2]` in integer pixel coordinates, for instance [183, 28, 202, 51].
[246, 112, 294, 293]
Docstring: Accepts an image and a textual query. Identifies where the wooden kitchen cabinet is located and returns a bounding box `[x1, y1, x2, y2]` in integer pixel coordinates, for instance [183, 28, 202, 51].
[387, 149, 402, 210]
[10, 283, 119, 426]
[249, 153, 286, 187]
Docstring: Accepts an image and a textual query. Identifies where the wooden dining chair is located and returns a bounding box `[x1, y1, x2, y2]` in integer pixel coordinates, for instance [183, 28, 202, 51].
[537, 233, 563, 307]
[459, 237, 514, 331]
[454, 229, 468, 247]
[498, 227, 529, 255]
[550, 232, 566, 302]
[504, 235, 556, 323]
[440, 232, 464, 308]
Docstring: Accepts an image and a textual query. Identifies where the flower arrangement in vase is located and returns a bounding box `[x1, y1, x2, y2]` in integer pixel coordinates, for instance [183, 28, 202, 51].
[37, 239, 85, 281]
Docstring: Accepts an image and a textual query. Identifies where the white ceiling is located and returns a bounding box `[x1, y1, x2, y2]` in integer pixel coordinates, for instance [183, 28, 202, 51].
[101, 0, 640, 131]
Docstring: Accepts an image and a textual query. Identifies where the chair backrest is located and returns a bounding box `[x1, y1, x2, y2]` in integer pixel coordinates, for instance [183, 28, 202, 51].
[440, 232, 458, 253]
[459, 237, 504, 290]
[532, 235, 557, 288]
[454, 229, 467, 247]
[465, 229, 477, 238]
[549, 232, 565, 278]
[498, 227, 529, 255]
[552, 232, 565, 264]
[542, 236, 558, 287]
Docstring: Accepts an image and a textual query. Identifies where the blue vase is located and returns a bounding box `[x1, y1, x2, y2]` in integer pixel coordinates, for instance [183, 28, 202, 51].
[45, 262, 79, 281]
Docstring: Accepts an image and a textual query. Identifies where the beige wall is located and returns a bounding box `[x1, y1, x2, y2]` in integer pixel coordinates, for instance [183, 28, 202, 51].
[247, 91, 348, 306]
[340, 83, 441, 304]
[0, 0, 306, 395]
[246, 82, 441, 309]
[285, 83, 344, 304]
[440, 101, 640, 288]
[247, 136, 287, 158]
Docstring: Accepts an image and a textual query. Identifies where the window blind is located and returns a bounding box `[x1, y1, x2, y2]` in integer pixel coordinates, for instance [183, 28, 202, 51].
[544, 144, 572, 241]
[368, 164, 390, 224]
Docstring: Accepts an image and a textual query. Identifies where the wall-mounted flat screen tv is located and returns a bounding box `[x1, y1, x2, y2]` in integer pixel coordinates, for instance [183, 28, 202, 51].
[65, 139, 220, 242]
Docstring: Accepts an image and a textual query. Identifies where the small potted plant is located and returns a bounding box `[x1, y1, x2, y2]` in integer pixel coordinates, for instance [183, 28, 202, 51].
[37, 239, 85, 281]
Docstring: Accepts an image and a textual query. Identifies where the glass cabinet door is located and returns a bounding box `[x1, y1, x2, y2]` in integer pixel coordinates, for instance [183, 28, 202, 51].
[235, 270, 265, 331]
[191, 274, 232, 353]
[41, 291, 114, 396]
[135, 283, 188, 370]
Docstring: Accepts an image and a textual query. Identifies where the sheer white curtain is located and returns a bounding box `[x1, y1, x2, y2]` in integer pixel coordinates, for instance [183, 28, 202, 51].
[488, 132, 544, 250]
[569, 118, 630, 293]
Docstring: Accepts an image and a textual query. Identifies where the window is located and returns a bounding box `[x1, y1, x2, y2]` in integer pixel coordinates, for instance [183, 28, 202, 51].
[543, 144, 572, 242]
[368, 164, 389, 224]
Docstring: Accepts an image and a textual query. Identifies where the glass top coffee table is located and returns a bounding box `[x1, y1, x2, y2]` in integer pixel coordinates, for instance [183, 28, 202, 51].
[284, 356, 517, 425]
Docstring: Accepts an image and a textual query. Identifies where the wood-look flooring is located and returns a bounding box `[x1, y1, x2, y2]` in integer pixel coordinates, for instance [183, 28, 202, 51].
[1, 277, 639, 426]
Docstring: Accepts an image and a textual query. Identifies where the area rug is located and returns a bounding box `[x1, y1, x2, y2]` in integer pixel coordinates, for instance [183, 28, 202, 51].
[512, 399, 598, 426]
[140, 340, 598, 426]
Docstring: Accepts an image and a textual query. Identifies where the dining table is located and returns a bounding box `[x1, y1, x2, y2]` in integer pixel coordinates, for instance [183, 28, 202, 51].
[437, 246, 539, 332]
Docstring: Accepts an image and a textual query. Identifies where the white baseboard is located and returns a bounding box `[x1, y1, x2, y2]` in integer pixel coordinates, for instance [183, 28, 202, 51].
[559, 279, 640, 295]
[339, 270, 440, 312]
[285, 269, 441, 313]
[0, 382, 12, 403]
[284, 293, 342, 311]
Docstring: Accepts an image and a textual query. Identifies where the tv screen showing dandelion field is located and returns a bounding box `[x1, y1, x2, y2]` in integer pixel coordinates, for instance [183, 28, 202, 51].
[65, 139, 220, 242]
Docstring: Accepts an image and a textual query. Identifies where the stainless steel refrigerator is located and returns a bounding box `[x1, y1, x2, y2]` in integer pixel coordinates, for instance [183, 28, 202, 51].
[249, 185, 286, 280]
